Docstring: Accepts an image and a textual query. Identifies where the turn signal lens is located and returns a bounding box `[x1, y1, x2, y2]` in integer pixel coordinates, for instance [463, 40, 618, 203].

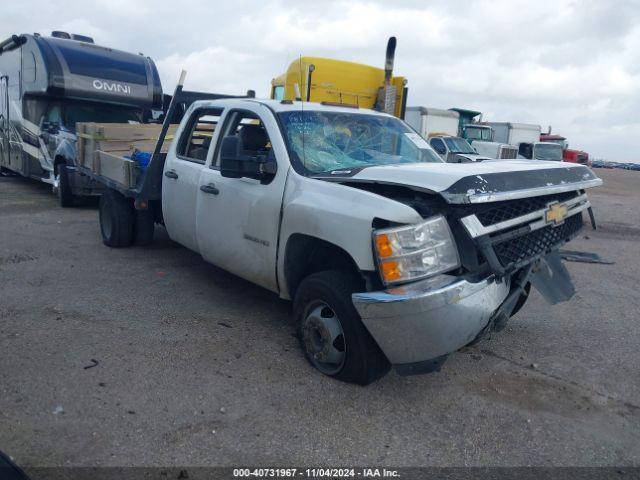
[375, 234, 393, 258]
[381, 261, 401, 282]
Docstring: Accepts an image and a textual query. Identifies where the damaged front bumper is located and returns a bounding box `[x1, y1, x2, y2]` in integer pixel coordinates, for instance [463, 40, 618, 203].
[352, 273, 510, 374]
[352, 252, 575, 376]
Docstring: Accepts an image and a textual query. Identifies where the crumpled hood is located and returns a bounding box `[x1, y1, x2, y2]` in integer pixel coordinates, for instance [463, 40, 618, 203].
[344, 159, 602, 204]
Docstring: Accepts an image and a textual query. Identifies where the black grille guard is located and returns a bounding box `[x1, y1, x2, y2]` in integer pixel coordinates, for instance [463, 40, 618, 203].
[459, 193, 591, 276]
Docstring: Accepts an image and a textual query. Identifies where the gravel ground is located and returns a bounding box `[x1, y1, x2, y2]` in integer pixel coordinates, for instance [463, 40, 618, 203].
[0, 168, 639, 468]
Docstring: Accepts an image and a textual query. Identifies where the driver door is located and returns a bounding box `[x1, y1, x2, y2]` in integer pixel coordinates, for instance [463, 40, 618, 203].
[196, 105, 289, 293]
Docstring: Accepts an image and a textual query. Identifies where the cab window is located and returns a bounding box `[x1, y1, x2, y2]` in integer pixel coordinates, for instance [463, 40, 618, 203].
[430, 138, 446, 155]
[177, 108, 223, 163]
[272, 86, 285, 101]
[213, 110, 272, 168]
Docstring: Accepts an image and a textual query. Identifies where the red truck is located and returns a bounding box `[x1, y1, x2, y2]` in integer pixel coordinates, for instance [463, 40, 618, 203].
[540, 133, 590, 165]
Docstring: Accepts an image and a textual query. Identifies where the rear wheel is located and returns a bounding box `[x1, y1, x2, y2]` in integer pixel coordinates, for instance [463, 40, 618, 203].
[293, 270, 390, 385]
[133, 207, 155, 246]
[99, 189, 134, 247]
[56, 164, 75, 208]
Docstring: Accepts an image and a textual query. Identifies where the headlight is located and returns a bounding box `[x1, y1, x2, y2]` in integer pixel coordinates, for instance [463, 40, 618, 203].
[373, 215, 460, 285]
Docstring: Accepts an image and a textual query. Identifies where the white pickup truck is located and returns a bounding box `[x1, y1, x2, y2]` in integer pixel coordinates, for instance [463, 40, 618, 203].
[79, 83, 603, 385]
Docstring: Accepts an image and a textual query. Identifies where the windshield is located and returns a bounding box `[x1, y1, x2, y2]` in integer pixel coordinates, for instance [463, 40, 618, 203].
[465, 126, 492, 141]
[534, 143, 563, 161]
[278, 110, 443, 174]
[61, 101, 143, 131]
[444, 137, 476, 154]
[546, 138, 568, 148]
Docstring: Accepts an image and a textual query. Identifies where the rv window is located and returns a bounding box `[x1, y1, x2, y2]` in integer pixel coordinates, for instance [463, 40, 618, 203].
[61, 102, 142, 130]
[46, 105, 62, 124]
[177, 109, 223, 164]
[24, 52, 37, 83]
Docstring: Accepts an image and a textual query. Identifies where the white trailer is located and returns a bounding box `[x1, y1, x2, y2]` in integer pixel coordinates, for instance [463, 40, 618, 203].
[488, 122, 541, 147]
[405, 107, 459, 138]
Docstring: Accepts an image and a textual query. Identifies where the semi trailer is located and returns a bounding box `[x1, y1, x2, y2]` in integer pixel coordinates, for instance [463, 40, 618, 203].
[76, 73, 602, 385]
[0, 31, 163, 206]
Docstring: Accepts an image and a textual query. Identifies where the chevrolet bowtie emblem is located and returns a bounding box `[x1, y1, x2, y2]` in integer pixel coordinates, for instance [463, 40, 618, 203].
[545, 202, 568, 225]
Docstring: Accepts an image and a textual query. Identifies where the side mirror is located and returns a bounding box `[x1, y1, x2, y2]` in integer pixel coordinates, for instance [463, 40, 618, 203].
[220, 136, 243, 178]
[220, 136, 277, 180]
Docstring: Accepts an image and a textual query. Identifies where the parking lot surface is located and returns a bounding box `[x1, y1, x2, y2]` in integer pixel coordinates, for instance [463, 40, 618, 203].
[1, 168, 639, 467]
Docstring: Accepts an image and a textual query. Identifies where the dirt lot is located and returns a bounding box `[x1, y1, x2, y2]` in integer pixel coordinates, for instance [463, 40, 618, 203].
[0, 168, 639, 468]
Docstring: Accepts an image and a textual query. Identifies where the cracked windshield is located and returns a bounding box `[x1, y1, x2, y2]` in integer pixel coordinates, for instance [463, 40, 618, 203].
[278, 110, 442, 174]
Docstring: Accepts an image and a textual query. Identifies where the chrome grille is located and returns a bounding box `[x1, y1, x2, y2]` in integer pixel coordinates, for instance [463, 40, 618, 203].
[475, 191, 578, 226]
[493, 214, 583, 267]
[458, 191, 590, 274]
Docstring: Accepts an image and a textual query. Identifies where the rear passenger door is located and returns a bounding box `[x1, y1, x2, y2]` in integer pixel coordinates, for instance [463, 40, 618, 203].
[162, 108, 221, 252]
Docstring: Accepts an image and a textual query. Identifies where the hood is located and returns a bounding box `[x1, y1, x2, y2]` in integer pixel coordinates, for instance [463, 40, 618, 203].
[448, 152, 494, 163]
[338, 160, 602, 204]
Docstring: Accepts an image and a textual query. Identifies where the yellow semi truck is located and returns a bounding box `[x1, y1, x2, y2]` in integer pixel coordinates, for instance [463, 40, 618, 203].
[270, 37, 408, 119]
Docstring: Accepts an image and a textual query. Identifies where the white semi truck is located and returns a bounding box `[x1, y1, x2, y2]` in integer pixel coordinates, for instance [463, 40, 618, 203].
[77, 77, 602, 385]
[488, 122, 564, 162]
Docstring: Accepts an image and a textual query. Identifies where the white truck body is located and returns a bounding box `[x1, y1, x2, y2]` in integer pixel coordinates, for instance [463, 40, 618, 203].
[471, 140, 518, 160]
[426, 135, 494, 163]
[405, 107, 459, 138]
[489, 122, 541, 147]
[87, 98, 603, 384]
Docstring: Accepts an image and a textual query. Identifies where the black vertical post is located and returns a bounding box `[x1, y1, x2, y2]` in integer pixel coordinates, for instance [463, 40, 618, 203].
[138, 70, 187, 200]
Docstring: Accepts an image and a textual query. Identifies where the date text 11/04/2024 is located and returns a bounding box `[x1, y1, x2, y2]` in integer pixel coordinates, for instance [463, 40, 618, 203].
[232, 468, 400, 478]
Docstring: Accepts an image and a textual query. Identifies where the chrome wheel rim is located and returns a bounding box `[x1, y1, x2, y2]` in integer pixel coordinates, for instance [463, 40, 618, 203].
[301, 302, 346, 375]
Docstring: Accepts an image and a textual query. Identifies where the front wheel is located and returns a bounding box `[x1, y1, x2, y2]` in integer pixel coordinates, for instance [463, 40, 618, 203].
[293, 270, 390, 385]
[99, 189, 134, 248]
[56, 164, 75, 208]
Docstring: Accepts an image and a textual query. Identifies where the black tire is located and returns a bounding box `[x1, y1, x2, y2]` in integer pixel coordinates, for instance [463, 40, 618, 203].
[133, 207, 155, 246]
[57, 164, 75, 207]
[293, 270, 391, 385]
[510, 282, 532, 318]
[99, 189, 134, 248]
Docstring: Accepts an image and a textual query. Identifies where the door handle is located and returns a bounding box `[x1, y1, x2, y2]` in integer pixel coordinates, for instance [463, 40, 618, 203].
[164, 170, 178, 179]
[200, 183, 220, 195]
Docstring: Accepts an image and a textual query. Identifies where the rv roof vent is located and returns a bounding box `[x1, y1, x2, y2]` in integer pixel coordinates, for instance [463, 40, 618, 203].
[51, 31, 71, 39]
[71, 34, 94, 44]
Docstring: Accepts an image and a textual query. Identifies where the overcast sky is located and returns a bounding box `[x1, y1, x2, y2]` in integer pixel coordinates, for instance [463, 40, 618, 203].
[3, 0, 639, 161]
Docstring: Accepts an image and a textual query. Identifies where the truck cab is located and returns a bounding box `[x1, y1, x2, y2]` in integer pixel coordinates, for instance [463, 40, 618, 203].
[428, 135, 493, 163]
[540, 133, 590, 165]
[518, 141, 564, 161]
[462, 124, 518, 160]
[270, 56, 407, 118]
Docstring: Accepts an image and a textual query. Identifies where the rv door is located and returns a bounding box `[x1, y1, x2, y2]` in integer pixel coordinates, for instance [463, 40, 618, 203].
[0, 76, 8, 166]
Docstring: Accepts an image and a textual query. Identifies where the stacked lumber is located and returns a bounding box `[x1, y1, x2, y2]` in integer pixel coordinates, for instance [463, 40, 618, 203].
[76, 123, 178, 189]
